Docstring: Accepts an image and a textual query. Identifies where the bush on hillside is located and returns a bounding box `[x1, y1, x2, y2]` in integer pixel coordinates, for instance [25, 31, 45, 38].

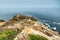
[0, 30, 17, 40]
[28, 34, 48, 40]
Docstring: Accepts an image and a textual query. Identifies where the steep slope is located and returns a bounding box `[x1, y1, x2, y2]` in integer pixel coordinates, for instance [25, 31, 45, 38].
[14, 22, 60, 40]
[0, 14, 60, 40]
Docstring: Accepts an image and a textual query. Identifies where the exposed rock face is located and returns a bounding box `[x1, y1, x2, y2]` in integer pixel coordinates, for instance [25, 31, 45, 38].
[0, 20, 5, 26]
[14, 24, 60, 40]
[0, 14, 60, 40]
[9, 14, 37, 22]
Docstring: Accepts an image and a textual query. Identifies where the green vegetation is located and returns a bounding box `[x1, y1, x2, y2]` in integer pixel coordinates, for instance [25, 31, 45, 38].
[0, 30, 17, 40]
[28, 34, 48, 40]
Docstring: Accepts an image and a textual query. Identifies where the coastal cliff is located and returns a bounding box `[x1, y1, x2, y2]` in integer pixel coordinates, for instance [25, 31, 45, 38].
[0, 14, 60, 40]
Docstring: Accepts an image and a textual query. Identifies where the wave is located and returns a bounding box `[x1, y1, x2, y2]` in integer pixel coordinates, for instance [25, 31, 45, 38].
[52, 22, 60, 25]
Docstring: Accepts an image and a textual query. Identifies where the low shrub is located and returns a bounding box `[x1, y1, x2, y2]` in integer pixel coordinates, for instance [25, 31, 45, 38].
[0, 30, 17, 40]
[28, 34, 48, 40]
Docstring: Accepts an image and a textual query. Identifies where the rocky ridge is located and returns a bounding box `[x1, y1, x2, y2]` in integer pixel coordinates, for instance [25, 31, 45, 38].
[0, 14, 60, 40]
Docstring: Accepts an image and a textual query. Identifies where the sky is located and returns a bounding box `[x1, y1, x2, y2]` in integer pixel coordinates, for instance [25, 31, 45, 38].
[0, 0, 60, 8]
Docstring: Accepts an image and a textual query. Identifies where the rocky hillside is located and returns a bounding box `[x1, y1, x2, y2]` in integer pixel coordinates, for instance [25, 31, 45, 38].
[0, 14, 60, 40]
[0, 20, 5, 26]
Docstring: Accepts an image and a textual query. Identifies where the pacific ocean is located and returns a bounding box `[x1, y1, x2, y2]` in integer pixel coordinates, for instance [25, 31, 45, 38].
[0, 7, 60, 32]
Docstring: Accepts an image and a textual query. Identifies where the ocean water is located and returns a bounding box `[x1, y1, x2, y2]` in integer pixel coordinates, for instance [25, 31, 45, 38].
[0, 7, 60, 32]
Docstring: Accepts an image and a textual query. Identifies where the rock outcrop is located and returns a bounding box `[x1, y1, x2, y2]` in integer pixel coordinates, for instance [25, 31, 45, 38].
[0, 20, 5, 26]
[0, 14, 60, 40]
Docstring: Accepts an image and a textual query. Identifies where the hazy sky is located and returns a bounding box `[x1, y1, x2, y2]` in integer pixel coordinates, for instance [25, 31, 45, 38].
[0, 0, 60, 8]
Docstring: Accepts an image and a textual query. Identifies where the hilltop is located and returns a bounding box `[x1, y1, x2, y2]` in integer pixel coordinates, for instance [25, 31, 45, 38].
[0, 14, 60, 40]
